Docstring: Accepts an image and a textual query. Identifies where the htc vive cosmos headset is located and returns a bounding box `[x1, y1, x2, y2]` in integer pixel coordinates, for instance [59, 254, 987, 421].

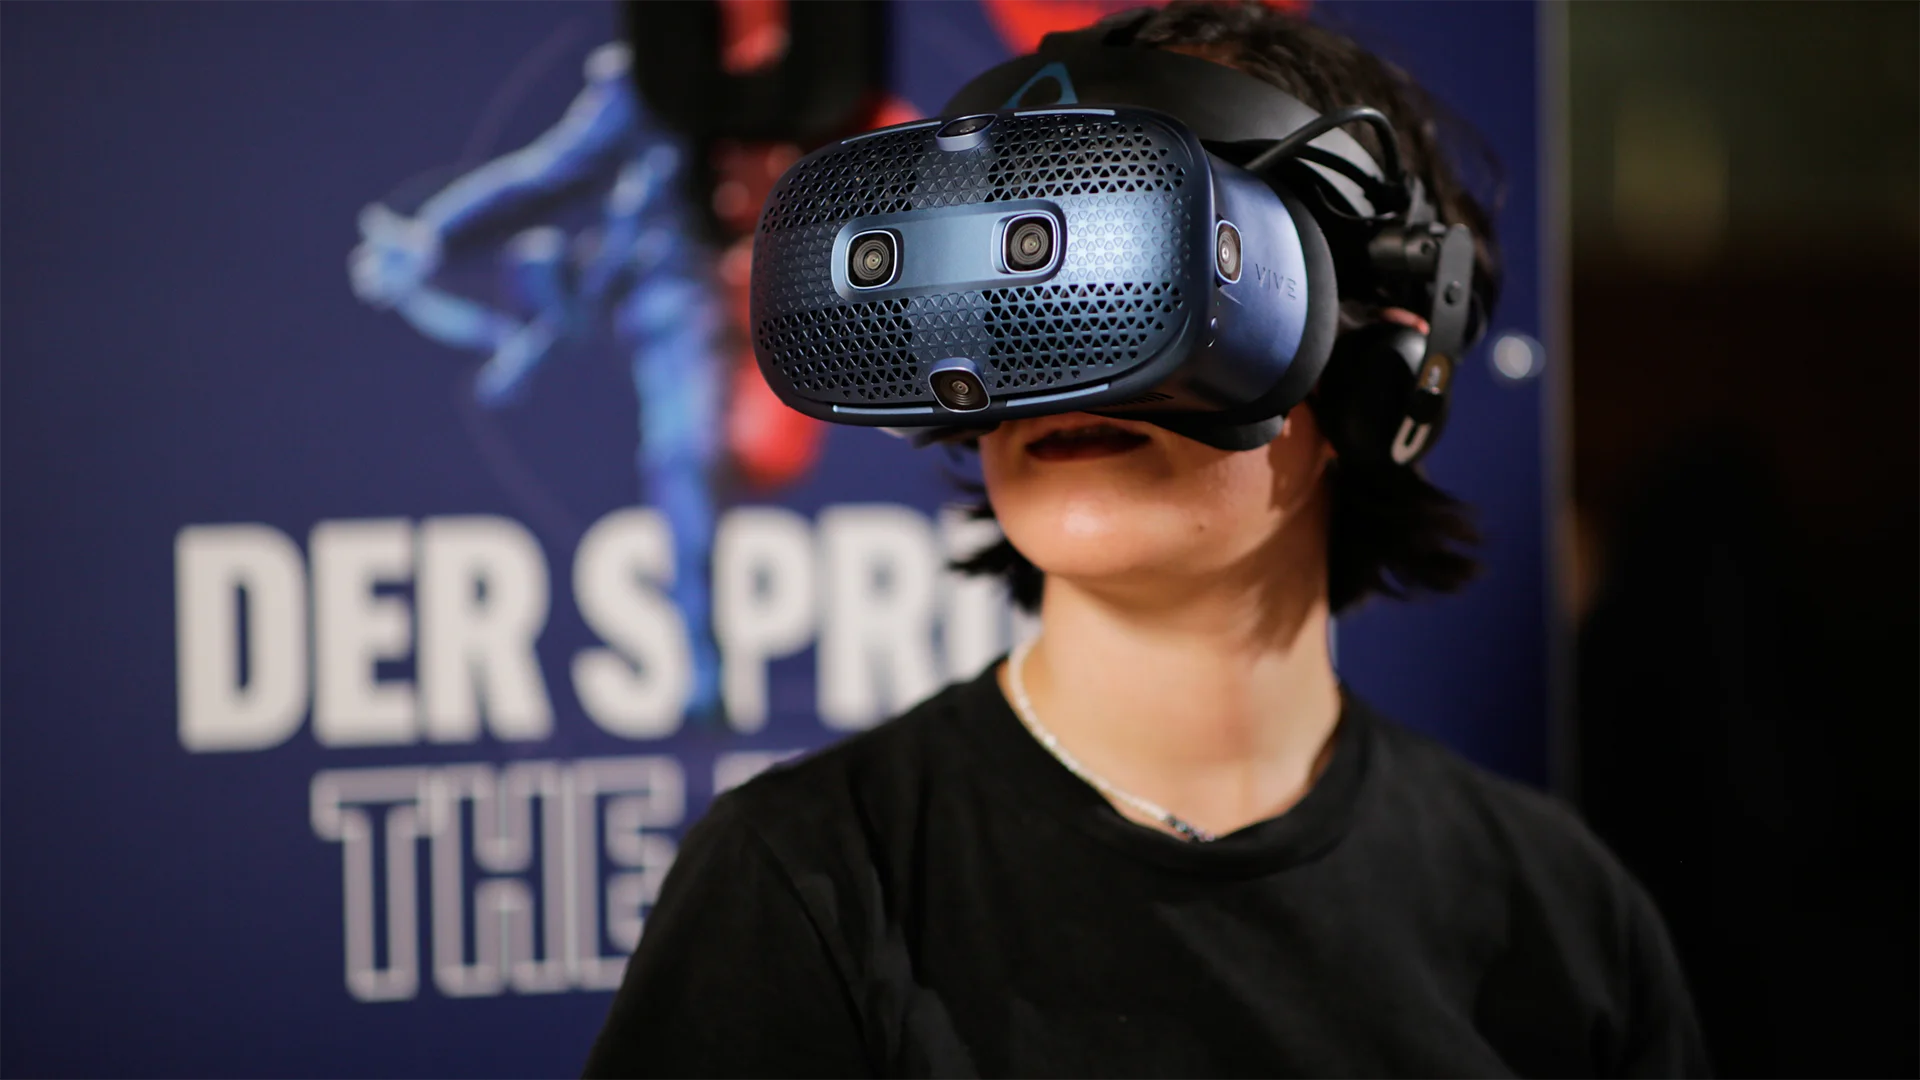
[748, 12, 1494, 463]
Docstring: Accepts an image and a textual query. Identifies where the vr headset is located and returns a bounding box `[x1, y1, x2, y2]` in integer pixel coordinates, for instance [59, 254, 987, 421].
[749, 11, 1494, 462]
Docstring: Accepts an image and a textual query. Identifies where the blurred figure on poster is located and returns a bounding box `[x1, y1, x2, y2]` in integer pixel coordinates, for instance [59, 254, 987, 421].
[349, 42, 733, 725]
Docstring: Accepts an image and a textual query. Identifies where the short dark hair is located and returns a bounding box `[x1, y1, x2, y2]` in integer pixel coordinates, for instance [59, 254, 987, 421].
[953, 0, 1501, 614]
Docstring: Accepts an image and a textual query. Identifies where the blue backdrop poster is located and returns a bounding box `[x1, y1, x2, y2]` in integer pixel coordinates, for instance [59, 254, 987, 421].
[0, 3, 1548, 1076]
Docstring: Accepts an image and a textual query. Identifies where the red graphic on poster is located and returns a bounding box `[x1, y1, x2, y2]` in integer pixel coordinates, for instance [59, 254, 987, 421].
[981, 0, 1309, 54]
[711, 0, 918, 489]
[715, 93, 921, 489]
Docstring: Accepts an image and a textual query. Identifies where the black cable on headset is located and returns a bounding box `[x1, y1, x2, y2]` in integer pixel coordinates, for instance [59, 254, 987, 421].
[1243, 106, 1407, 201]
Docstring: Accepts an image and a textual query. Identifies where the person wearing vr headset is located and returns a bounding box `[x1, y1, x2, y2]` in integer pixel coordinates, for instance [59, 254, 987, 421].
[586, 4, 1705, 1076]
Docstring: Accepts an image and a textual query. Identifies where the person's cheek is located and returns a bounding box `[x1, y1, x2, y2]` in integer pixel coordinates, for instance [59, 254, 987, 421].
[978, 430, 1023, 498]
[1175, 445, 1287, 553]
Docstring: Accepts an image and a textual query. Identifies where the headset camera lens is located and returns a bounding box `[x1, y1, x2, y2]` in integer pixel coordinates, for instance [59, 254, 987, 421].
[1005, 216, 1054, 273]
[848, 232, 897, 288]
[1215, 221, 1242, 282]
[930, 365, 989, 412]
[938, 115, 993, 138]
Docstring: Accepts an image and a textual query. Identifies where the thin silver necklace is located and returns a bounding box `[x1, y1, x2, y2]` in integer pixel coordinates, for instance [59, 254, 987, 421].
[1006, 636, 1217, 843]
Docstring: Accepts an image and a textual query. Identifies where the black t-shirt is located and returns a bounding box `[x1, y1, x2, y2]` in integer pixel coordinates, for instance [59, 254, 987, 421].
[584, 662, 1707, 1078]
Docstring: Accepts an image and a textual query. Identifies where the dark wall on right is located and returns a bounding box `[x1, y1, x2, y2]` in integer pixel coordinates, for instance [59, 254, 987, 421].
[1564, 3, 1918, 1075]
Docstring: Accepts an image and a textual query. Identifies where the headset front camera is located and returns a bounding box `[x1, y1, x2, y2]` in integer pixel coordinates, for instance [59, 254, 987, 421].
[930, 360, 990, 413]
[938, 115, 994, 138]
[848, 230, 898, 288]
[935, 114, 995, 151]
[1215, 221, 1242, 283]
[1004, 216, 1055, 273]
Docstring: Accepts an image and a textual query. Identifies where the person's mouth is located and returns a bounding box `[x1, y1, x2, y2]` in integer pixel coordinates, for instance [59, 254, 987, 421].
[1024, 417, 1153, 461]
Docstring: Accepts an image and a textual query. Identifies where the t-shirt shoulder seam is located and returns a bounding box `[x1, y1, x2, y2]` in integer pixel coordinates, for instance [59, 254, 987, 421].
[1356, 698, 1626, 882]
[1365, 705, 1571, 815]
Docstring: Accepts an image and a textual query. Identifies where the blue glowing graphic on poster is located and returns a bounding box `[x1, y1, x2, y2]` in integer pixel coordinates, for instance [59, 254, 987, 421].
[348, 42, 729, 726]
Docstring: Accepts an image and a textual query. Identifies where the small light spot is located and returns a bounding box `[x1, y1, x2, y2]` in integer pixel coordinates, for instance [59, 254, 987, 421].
[1490, 332, 1542, 383]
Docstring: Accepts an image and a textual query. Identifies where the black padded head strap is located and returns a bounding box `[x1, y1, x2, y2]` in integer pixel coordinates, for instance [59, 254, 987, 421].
[943, 24, 1391, 219]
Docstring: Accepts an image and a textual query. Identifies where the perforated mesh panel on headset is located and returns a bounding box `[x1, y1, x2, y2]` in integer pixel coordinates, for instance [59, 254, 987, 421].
[752, 112, 1200, 406]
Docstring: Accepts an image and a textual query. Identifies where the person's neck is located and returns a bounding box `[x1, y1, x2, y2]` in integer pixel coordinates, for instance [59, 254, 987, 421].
[998, 536, 1342, 839]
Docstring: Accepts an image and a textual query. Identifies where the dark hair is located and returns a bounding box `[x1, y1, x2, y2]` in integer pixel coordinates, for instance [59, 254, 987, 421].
[954, 0, 1500, 614]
